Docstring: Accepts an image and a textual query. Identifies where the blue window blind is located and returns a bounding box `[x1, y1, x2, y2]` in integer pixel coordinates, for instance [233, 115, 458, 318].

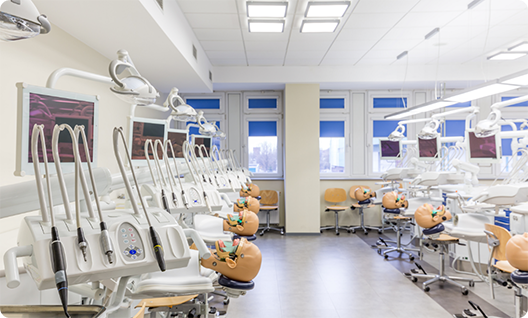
[373, 97, 407, 108]
[249, 121, 277, 136]
[248, 98, 277, 109]
[187, 121, 219, 136]
[320, 121, 345, 137]
[447, 101, 472, 108]
[320, 98, 345, 109]
[501, 96, 528, 107]
[444, 120, 466, 137]
[186, 98, 221, 109]
[501, 122, 523, 156]
[373, 120, 407, 138]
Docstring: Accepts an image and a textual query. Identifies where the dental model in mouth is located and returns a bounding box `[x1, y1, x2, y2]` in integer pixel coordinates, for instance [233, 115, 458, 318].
[234, 197, 260, 214]
[414, 203, 452, 229]
[223, 210, 259, 236]
[382, 191, 409, 210]
[354, 186, 376, 202]
[240, 183, 260, 198]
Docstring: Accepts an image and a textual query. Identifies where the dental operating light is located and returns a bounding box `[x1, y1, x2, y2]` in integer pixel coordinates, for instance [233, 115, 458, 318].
[247, 1, 288, 18]
[305, 1, 350, 18]
[475, 94, 528, 138]
[164, 87, 197, 122]
[195, 111, 217, 136]
[0, 0, 50, 41]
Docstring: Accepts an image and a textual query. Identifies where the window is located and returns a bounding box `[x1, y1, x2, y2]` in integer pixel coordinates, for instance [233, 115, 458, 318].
[371, 120, 407, 174]
[320, 120, 346, 174]
[246, 120, 280, 175]
[373, 97, 407, 108]
[186, 98, 220, 109]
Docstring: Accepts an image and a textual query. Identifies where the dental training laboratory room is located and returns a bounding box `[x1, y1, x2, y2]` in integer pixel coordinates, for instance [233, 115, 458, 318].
[2, 1, 528, 318]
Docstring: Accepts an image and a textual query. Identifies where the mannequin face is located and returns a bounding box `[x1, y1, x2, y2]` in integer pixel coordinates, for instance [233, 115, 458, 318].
[200, 238, 262, 282]
[506, 232, 528, 271]
[223, 210, 259, 236]
[234, 197, 260, 214]
[382, 191, 408, 209]
[414, 203, 452, 229]
[355, 186, 376, 202]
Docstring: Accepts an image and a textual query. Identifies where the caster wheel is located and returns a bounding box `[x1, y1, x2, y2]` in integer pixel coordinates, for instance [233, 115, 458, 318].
[384, 254, 389, 259]
[377, 249, 381, 255]
[378, 230, 383, 234]
[411, 277, 417, 283]
[364, 231, 368, 235]
[281, 231, 284, 235]
[462, 289, 468, 295]
[351, 229, 356, 234]
[424, 286, 430, 292]
[410, 256, 415, 261]
[259, 233, 263, 236]
[469, 281, 475, 287]
[347, 230, 351, 233]
[320, 230, 323, 233]
[223, 298, 230, 305]
[336, 232, 340, 236]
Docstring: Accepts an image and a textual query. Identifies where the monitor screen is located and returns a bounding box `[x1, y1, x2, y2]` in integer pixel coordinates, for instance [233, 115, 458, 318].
[130, 120, 166, 160]
[380, 139, 401, 159]
[16, 83, 99, 176]
[418, 137, 439, 160]
[467, 131, 500, 161]
[167, 130, 187, 158]
[193, 136, 211, 157]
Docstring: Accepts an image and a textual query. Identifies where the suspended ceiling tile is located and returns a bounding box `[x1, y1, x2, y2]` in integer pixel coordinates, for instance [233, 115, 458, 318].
[449, 9, 520, 27]
[412, 0, 468, 12]
[193, 29, 243, 41]
[470, 0, 527, 11]
[499, 10, 528, 25]
[331, 39, 379, 50]
[247, 58, 286, 66]
[201, 41, 245, 51]
[285, 50, 327, 59]
[319, 57, 361, 66]
[185, 13, 240, 29]
[383, 26, 434, 40]
[354, 0, 421, 13]
[245, 41, 288, 51]
[206, 50, 246, 59]
[284, 57, 325, 66]
[323, 50, 366, 59]
[246, 50, 285, 59]
[337, 27, 390, 40]
[242, 32, 291, 42]
[366, 49, 406, 59]
[177, 0, 237, 13]
[372, 38, 423, 50]
[289, 32, 340, 42]
[287, 40, 334, 51]
[355, 57, 396, 65]
[209, 58, 247, 66]
[396, 11, 463, 28]
[344, 13, 407, 29]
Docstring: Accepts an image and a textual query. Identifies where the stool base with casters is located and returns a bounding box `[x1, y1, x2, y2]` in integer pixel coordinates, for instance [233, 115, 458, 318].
[258, 207, 284, 236]
[320, 207, 350, 235]
[375, 215, 418, 260]
[349, 202, 380, 235]
[407, 234, 474, 295]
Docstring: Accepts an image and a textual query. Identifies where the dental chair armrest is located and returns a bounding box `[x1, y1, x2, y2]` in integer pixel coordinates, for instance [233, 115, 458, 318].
[3, 245, 32, 289]
[184, 229, 211, 259]
[219, 193, 233, 208]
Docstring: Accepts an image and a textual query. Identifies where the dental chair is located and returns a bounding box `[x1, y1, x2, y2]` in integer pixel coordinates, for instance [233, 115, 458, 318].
[320, 188, 350, 235]
[349, 186, 380, 235]
[375, 191, 417, 260]
[258, 190, 284, 236]
[407, 203, 474, 295]
[484, 223, 516, 299]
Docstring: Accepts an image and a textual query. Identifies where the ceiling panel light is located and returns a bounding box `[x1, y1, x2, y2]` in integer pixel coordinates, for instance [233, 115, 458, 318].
[508, 42, 528, 52]
[487, 52, 527, 60]
[305, 1, 350, 18]
[445, 82, 519, 103]
[385, 100, 456, 120]
[301, 20, 339, 33]
[247, 1, 288, 18]
[248, 19, 285, 32]
[500, 68, 528, 86]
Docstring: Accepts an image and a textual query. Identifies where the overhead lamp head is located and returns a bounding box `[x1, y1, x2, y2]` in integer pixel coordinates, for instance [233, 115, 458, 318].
[164, 87, 197, 121]
[418, 119, 440, 139]
[388, 124, 406, 141]
[474, 110, 501, 138]
[214, 125, 227, 140]
[0, 0, 51, 41]
[196, 111, 217, 137]
[108, 49, 159, 106]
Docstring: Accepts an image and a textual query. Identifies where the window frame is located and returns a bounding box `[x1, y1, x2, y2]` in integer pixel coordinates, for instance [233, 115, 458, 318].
[319, 91, 350, 114]
[181, 92, 226, 114]
[243, 114, 283, 178]
[368, 91, 412, 114]
[243, 91, 283, 114]
[319, 114, 350, 178]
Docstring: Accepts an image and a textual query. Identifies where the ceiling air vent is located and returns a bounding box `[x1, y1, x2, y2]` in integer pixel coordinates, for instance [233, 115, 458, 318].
[193, 45, 198, 60]
[209, 71, 213, 81]
[155, 0, 163, 9]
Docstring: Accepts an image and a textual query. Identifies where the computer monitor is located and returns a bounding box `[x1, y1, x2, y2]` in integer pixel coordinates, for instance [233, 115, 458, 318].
[418, 136, 440, 161]
[15, 83, 98, 176]
[379, 138, 402, 160]
[466, 131, 501, 164]
[167, 129, 187, 159]
[128, 117, 167, 165]
[192, 135, 212, 157]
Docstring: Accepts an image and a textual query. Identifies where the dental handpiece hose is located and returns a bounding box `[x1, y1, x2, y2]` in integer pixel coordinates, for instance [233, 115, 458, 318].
[165, 140, 190, 209]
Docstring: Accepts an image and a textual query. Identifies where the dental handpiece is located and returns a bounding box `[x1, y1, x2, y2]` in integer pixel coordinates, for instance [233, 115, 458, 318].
[51, 227, 70, 318]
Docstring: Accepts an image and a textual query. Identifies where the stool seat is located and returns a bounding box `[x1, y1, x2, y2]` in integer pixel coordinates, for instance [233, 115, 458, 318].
[260, 205, 278, 210]
[326, 205, 347, 211]
[511, 270, 528, 285]
[233, 234, 257, 241]
[423, 224, 445, 236]
[218, 275, 255, 290]
[383, 208, 401, 214]
[494, 260, 515, 273]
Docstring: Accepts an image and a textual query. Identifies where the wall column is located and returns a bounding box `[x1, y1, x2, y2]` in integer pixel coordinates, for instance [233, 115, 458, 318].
[284, 83, 320, 233]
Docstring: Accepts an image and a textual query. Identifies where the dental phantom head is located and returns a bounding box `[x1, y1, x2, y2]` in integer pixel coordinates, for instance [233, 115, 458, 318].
[354, 186, 376, 202]
[234, 197, 260, 214]
[199, 238, 262, 282]
[414, 203, 452, 229]
[223, 210, 259, 236]
[382, 191, 408, 210]
[506, 232, 528, 272]
[240, 183, 260, 198]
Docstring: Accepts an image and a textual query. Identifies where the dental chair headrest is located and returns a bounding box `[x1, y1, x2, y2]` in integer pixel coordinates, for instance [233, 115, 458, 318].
[383, 208, 401, 214]
[422, 223, 445, 236]
[218, 275, 255, 290]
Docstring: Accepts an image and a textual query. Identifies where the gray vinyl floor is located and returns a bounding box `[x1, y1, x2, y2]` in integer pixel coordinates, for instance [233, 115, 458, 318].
[225, 230, 516, 318]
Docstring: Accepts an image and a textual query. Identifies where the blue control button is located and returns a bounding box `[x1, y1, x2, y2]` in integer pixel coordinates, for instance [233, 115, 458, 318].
[123, 239, 129, 244]
[129, 249, 137, 255]
[121, 229, 126, 233]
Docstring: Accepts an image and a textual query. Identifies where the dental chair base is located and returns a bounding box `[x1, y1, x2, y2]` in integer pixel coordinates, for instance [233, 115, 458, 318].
[375, 213, 418, 260]
[349, 201, 380, 235]
[408, 235, 474, 295]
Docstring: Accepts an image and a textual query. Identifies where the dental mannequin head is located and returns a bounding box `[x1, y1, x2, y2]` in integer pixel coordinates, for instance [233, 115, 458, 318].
[414, 203, 452, 229]
[240, 183, 260, 197]
[506, 232, 528, 271]
[234, 197, 260, 214]
[382, 191, 408, 210]
[355, 186, 376, 202]
[200, 238, 262, 282]
[223, 210, 259, 236]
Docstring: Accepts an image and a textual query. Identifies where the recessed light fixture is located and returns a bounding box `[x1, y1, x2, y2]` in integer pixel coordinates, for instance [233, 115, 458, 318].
[248, 19, 285, 32]
[508, 41, 528, 52]
[300, 20, 339, 33]
[500, 69, 528, 86]
[487, 52, 527, 60]
[247, 1, 288, 18]
[305, 1, 350, 18]
[445, 82, 518, 103]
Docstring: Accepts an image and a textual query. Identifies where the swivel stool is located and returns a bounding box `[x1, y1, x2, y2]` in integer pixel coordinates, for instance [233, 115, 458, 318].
[375, 208, 418, 260]
[348, 186, 380, 235]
